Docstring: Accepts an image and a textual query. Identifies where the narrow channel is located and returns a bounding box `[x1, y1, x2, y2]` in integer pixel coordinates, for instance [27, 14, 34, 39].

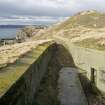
[32, 44, 104, 105]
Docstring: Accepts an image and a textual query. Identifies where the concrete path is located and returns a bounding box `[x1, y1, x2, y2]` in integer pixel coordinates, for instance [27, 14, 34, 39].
[58, 67, 88, 105]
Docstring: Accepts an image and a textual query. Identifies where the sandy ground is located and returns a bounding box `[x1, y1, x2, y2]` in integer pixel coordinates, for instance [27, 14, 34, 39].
[0, 39, 52, 67]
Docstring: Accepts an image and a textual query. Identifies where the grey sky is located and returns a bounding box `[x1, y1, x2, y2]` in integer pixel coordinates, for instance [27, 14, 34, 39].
[0, 0, 105, 25]
[0, 0, 105, 17]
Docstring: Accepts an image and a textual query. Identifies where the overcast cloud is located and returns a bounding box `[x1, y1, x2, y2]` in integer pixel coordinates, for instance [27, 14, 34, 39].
[0, 0, 105, 24]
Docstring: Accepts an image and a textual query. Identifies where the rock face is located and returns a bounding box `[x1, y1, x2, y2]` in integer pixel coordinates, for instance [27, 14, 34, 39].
[16, 26, 46, 42]
[0, 38, 17, 46]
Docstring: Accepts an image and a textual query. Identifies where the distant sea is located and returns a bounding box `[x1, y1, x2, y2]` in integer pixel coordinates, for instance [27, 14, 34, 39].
[0, 28, 20, 39]
[0, 24, 46, 39]
[0, 25, 29, 39]
[0, 22, 54, 39]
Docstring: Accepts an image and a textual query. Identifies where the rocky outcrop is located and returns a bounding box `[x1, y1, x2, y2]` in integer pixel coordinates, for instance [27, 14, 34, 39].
[16, 26, 46, 42]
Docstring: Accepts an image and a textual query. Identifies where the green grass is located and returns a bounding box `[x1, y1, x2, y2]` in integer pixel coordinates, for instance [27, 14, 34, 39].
[0, 42, 52, 96]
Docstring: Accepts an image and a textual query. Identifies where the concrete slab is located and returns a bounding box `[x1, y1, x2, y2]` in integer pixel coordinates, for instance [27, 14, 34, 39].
[58, 67, 88, 105]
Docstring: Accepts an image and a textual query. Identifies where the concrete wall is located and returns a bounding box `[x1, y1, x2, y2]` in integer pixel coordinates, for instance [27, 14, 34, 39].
[69, 44, 105, 93]
[0, 43, 56, 105]
[54, 36, 105, 94]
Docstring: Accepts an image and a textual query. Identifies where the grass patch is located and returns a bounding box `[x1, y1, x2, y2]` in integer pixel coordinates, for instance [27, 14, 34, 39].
[0, 42, 52, 96]
[74, 38, 105, 51]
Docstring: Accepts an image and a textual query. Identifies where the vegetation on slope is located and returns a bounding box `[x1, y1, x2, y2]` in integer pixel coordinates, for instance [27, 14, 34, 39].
[54, 10, 105, 30]
[0, 42, 52, 96]
[33, 10, 105, 50]
[74, 38, 105, 50]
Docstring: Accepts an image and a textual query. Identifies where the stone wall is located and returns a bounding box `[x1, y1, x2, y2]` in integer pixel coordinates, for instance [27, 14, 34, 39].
[0, 43, 56, 105]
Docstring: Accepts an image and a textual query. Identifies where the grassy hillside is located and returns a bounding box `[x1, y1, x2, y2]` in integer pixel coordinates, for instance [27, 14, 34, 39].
[33, 10, 105, 50]
[56, 10, 105, 29]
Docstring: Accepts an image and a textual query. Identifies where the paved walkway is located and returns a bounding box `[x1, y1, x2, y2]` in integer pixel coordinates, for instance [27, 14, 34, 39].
[58, 67, 88, 105]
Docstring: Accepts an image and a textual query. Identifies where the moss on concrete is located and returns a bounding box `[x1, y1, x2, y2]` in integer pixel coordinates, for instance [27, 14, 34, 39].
[0, 42, 52, 97]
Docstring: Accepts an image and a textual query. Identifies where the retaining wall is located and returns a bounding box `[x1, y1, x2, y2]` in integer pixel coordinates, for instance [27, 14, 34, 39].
[54, 35, 105, 94]
[0, 42, 56, 105]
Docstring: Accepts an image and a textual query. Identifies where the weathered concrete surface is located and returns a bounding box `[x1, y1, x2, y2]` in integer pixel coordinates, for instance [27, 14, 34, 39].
[58, 67, 88, 105]
[54, 35, 105, 94]
[33, 45, 75, 105]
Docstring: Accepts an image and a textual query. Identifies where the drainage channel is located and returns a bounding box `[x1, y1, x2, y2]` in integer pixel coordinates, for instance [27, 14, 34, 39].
[33, 44, 90, 105]
[32, 44, 76, 105]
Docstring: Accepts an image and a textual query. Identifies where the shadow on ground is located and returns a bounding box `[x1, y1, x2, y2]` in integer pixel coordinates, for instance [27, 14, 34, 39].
[32, 43, 105, 105]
